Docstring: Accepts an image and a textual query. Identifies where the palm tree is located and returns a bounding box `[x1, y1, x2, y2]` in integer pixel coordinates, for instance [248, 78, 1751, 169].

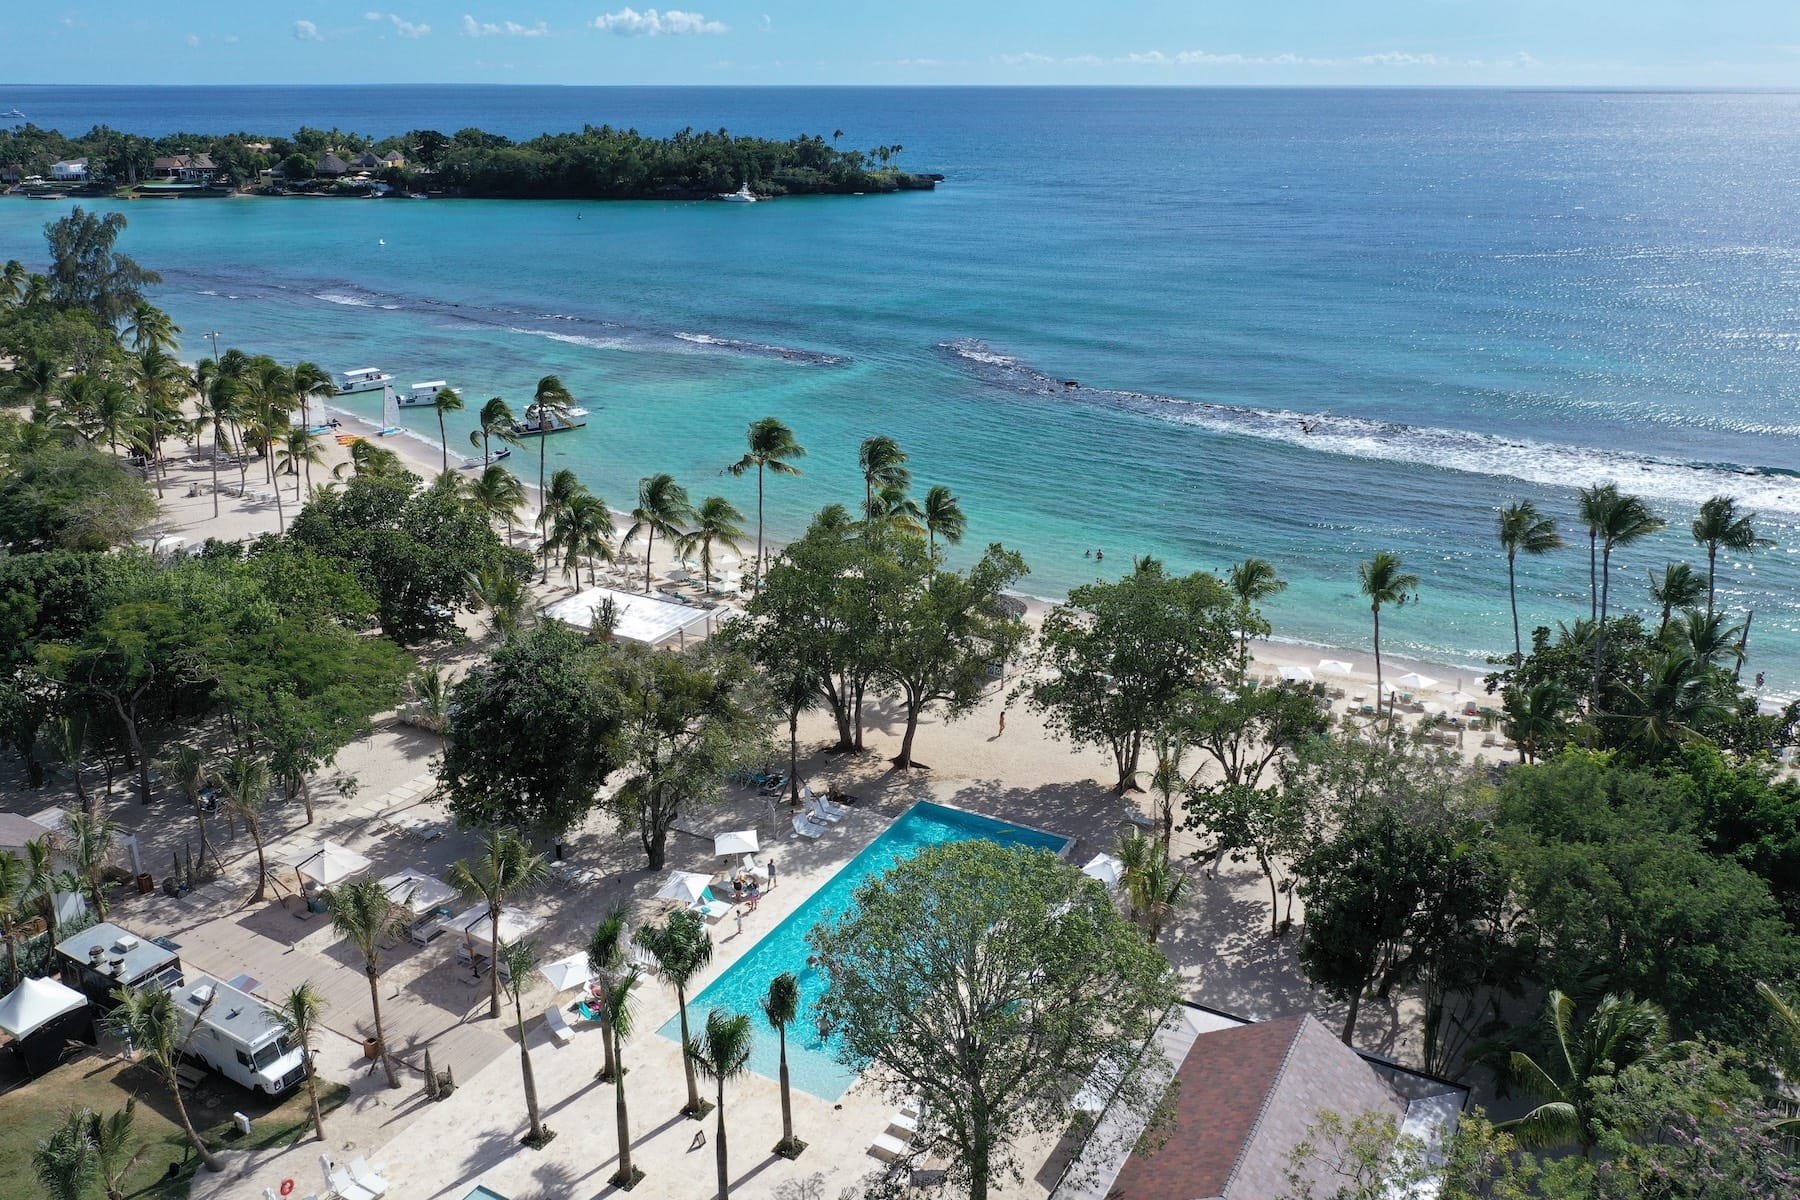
[22, 836, 74, 944]
[497, 940, 553, 1146]
[1115, 828, 1155, 923]
[683, 495, 747, 594]
[527, 375, 575, 550]
[1589, 491, 1666, 712]
[1648, 562, 1706, 638]
[51, 713, 93, 817]
[1357, 551, 1418, 716]
[1139, 852, 1187, 945]
[1691, 495, 1775, 618]
[467, 567, 530, 642]
[1227, 558, 1287, 682]
[587, 909, 628, 1083]
[626, 473, 696, 593]
[864, 484, 924, 537]
[123, 301, 180, 354]
[448, 828, 550, 1020]
[429, 386, 464, 474]
[0, 853, 31, 985]
[89, 1099, 143, 1200]
[605, 965, 646, 1188]
[198, 356, 242, 518]
[538, 468, 590, 583]
[0, 259, 26, 305]
[688, 1009, 754, 1199]
[110, 984, 224, 1171]
[242, 357, 292, 487]
[130, 346, 189, 495]
[1497, 502, 1563, 665]
[1577, 483, 1620, 621]
[557, 493, 617, 586]
[163, 744, 216, 871]
[858, 435, 910, 514]
[1756, 980, 1800, 1080]
[289, 362, 336, 493]
[326, 878, 407, 1088]
[1507, 680, 1572, 764]
[922, 484, 966, 556]
[763, 972, 803, 1157]
[334, 439, 403, 479]
[727, 417, 805, 586]
[272, 982, 330, 1141]
[1622, 650, 1728, 752]
[1500, 991, 1667, 1156]
[61, 809, 118, 920]
[469, 463, 527, 540]
[215, 755, 273, 901]
[278, 426, 325, 504]
[33, 1107, 99, 1200]
[634, 910, 714, 1117]
[467, 396, 521, 467]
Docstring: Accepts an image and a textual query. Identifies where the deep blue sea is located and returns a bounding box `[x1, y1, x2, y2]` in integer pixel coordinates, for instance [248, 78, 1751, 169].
[4, 86, 1800, 689]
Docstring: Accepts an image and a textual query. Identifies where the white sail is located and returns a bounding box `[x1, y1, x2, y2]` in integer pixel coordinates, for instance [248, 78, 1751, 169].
[381, 383, 400, 433]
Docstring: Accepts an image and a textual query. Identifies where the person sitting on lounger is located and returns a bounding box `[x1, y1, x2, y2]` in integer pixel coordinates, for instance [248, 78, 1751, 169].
[731, 877, 745, 899]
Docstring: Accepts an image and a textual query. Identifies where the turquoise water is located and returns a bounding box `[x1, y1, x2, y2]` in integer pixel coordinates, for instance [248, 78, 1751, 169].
[5, 87, 1800, 687]
[654, 801, 1071, 1100]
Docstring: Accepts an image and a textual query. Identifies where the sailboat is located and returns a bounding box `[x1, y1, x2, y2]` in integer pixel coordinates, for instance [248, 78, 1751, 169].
[376, 384, 403, 436]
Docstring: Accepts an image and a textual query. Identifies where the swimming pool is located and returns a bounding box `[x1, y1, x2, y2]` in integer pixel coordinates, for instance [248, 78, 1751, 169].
[654, 801, 1071, 1100]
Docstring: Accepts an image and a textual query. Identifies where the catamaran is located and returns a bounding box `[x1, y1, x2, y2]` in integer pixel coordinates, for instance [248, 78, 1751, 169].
[397, 380, 455, 408]
[335, 367, 394, 394]
[512, 403, 590, 437]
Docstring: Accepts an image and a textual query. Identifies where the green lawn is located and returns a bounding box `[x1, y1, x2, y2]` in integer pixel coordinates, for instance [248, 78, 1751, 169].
[0, 1051, 348, 1199]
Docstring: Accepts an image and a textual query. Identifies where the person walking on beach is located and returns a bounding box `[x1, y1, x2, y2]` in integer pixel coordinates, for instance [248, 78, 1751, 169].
[998, 708, 1007, 738]
[767, 857, 776, 888]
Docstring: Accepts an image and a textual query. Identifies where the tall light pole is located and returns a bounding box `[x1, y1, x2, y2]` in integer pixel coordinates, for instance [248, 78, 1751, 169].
[205, 330, 222, 363]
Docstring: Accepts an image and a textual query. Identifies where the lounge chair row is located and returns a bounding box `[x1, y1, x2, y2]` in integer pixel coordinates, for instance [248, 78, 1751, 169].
[791, 785, 850, 839]
[326, 1156, 389, 1200]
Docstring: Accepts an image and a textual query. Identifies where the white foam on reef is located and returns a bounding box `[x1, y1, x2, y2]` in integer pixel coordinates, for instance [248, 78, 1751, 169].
[315, 291, 376, 308]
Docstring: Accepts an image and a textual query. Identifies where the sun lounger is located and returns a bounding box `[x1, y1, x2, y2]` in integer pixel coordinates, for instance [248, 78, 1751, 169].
[793, 813, 825, 839]
[806, 799, 843, 825]
[543, 1004, 574, 1046]
[328, 1171, 377, 1200]
[348, 1159, 389, 1197]
[813, 791, 849, 819]
[869, 1132, 911, 1162]
[691, 896, 734, 923]
[886, 1110, 920, 1140]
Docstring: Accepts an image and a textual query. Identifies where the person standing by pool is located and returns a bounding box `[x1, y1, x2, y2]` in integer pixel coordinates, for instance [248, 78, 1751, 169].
[767, 857, 777, 888]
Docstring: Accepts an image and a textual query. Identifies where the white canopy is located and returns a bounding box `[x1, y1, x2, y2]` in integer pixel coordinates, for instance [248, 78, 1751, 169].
[1081, 853, 1124, 890]
[1420, 701, 1448, 717]
[1279, 665, 1314, 683]
[1317, 659, 1356, 675]
[279, 841, 372, 887]
[541, 586, 715, 648]
[1445, 690, 1481, 708]
[713, 830, 760, 857]
[441, 903, 544, 948]
[0, 975, 88, 1038]
[1395, 671, 1438, 691]
[539, 952, 593, 992]
[378, 870, 457, 916]
[653, 870, 714, 905]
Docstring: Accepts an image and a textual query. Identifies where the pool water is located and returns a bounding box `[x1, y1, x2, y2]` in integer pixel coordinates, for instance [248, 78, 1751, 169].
[654, 801, 1070, 1100]
[464, 1187, 510, 1200]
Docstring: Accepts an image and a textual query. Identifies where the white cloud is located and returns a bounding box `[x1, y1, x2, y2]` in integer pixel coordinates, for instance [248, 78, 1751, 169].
[758, 13, 771, 33]
[368, 11, 431, 37]
[995, 51, 1053, 66]
[593, 7, 727, 36]
[897, 58, 945, 68]
[293, 19, 325, 41]
[186, 33, 201, 47]
[462, 14, 550, 37]
[1114, 48, 1477, 69]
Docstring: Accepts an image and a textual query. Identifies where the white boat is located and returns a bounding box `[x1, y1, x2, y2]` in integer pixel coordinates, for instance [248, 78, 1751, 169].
[1, 110, 24, 121]
[397, 380, 455, 408]
[512, 405, 590, 437]
[376, 384, 402, 436]
[717, 184, 757, 203]
[336, 367, 394, 395]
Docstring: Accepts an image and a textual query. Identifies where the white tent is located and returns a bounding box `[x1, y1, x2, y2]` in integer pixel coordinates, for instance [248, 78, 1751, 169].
[713, 830, 760, 857]
[541, 586, 716, 648]
[1445, 690, 1482, 709]
[539, 952, 593, 992]
[653, 870, 714, 905]
[1317, 659, 1356, 675]
[1395, 671, 1438, 691]
[440, 903, 544, 948]
[1280, 665, 1314, 683]
[1081, 853, 1124, 890]
[378, 870, 457, 916]
[279, 841, 372, 888]
[0, 975, 87, 1038]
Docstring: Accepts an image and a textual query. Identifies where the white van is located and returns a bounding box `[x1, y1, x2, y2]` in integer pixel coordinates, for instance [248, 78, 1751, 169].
[172, 976, 307, 1095]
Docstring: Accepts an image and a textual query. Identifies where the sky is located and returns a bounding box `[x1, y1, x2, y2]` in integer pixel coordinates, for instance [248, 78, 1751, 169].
[11, 2, 1800, 86]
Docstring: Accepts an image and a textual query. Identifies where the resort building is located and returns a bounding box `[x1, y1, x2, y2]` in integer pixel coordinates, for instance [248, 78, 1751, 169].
[150, 153, 219, 182]
[316, 151, 349, 178]
[49, 158, 88, 181]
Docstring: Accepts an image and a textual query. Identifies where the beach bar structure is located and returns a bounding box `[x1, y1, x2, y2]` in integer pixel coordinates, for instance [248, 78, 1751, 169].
[541, 586, 717, 648]
[54, 922, 184, 1009]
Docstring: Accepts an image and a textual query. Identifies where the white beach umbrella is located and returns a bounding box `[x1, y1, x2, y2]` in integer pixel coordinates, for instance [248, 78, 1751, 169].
[1421, 701, 1448, 717]
[653, 870, 713, 905]
[1280, 665, 1314, 683]
[279, 840, 372, 888]
[1317, 659, 1356, 675]
[1445, 690, 1481, 709]
[1395, 671, 1438, 691]
[1081, 853, 1124, 890]
[539, 952, 593, 992]
[713, 830, 760, 857]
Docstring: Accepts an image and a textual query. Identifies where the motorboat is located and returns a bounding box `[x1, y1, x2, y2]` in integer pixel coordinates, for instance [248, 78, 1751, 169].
[397, 380, 455, 407]
[512, 405, 590, 436]
[1, 110, 25, 121]
[335, 367, 394, 394]
[717, 184, 757, 203]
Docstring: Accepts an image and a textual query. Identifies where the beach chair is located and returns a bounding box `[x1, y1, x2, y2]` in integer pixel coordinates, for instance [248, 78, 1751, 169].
[886, 1110, 920, 1140]
[348, 1159, 389, 1197]
[691, 892, 734, 923]
[812, 790, 850, 819]
[543, 1005, 574, 1046]
[869, 1132, 911, 1162]
[328, 1171, 377, 1200]
[793, 812, 825, 839]
[806, 798, 844, 825]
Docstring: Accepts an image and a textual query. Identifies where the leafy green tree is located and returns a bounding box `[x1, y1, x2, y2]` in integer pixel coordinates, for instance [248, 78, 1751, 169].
[688, 1009, 754, 1200]
[497, 940, 553, 1147]
[1178, 684, 1329, 834]
[1499, 502, 1564, 665]
[0, 440, 156, 552]
[0, 852, 32, 986]
[763, 971, 803, 1157]
[727, 416, 805, 585]
[625, 472, 695, 593]
[1357, 551, 1418, 715]
[1691, 495, 1774, 618]
[634, 909, 714, 1118]
[109, 984, 222, 1172]
[448, 828, 550, 1021]
[1501, 990, 1667, 1155]
[1019, 558, 1232, 790]
[439, 622, 618, 835]
[326, 877, 407, 1088]
[272, 982, 330, 1141]
[43, 208, 162, 324]
[604, 642, 768, 869]
[809, 839, 1176, 1200]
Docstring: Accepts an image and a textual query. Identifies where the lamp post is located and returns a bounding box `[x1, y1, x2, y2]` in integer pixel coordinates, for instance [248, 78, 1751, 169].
[205, 330, 222, 363]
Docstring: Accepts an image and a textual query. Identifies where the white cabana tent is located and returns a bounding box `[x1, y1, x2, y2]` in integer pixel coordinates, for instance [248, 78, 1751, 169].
[539, 952, 593, 992]
[1279, 665, 1314, 683]
[1317, 659, 1356, 675]
[378, 870, 456, 916]
[653, 870, 714, 905]
[1395, 671, 1438, 691]
[440, 903, 544, 948]
[713, 830, 760, 857]
[0, 975, 87, 1038]
[279, 841, 372, 888]
[1445, 690, 1482, 710]
[1081, 853, 1124, 890]
[541, 586, 717, 648]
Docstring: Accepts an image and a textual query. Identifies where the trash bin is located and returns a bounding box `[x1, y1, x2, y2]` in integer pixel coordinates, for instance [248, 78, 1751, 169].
[362, 1036, 382, 1060]
[136, 873, 155, 895]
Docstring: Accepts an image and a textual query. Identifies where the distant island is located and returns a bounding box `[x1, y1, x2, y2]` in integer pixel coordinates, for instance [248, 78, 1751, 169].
[0, 123, 942, 201]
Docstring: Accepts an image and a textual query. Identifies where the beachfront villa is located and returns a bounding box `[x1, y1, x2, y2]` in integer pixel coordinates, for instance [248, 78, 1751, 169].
[49, 157, 87, 181]
[151, 153, 219, 182]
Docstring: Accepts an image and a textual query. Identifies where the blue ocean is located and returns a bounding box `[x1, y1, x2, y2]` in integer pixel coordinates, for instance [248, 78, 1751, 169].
[4, 86, 1799, 688]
